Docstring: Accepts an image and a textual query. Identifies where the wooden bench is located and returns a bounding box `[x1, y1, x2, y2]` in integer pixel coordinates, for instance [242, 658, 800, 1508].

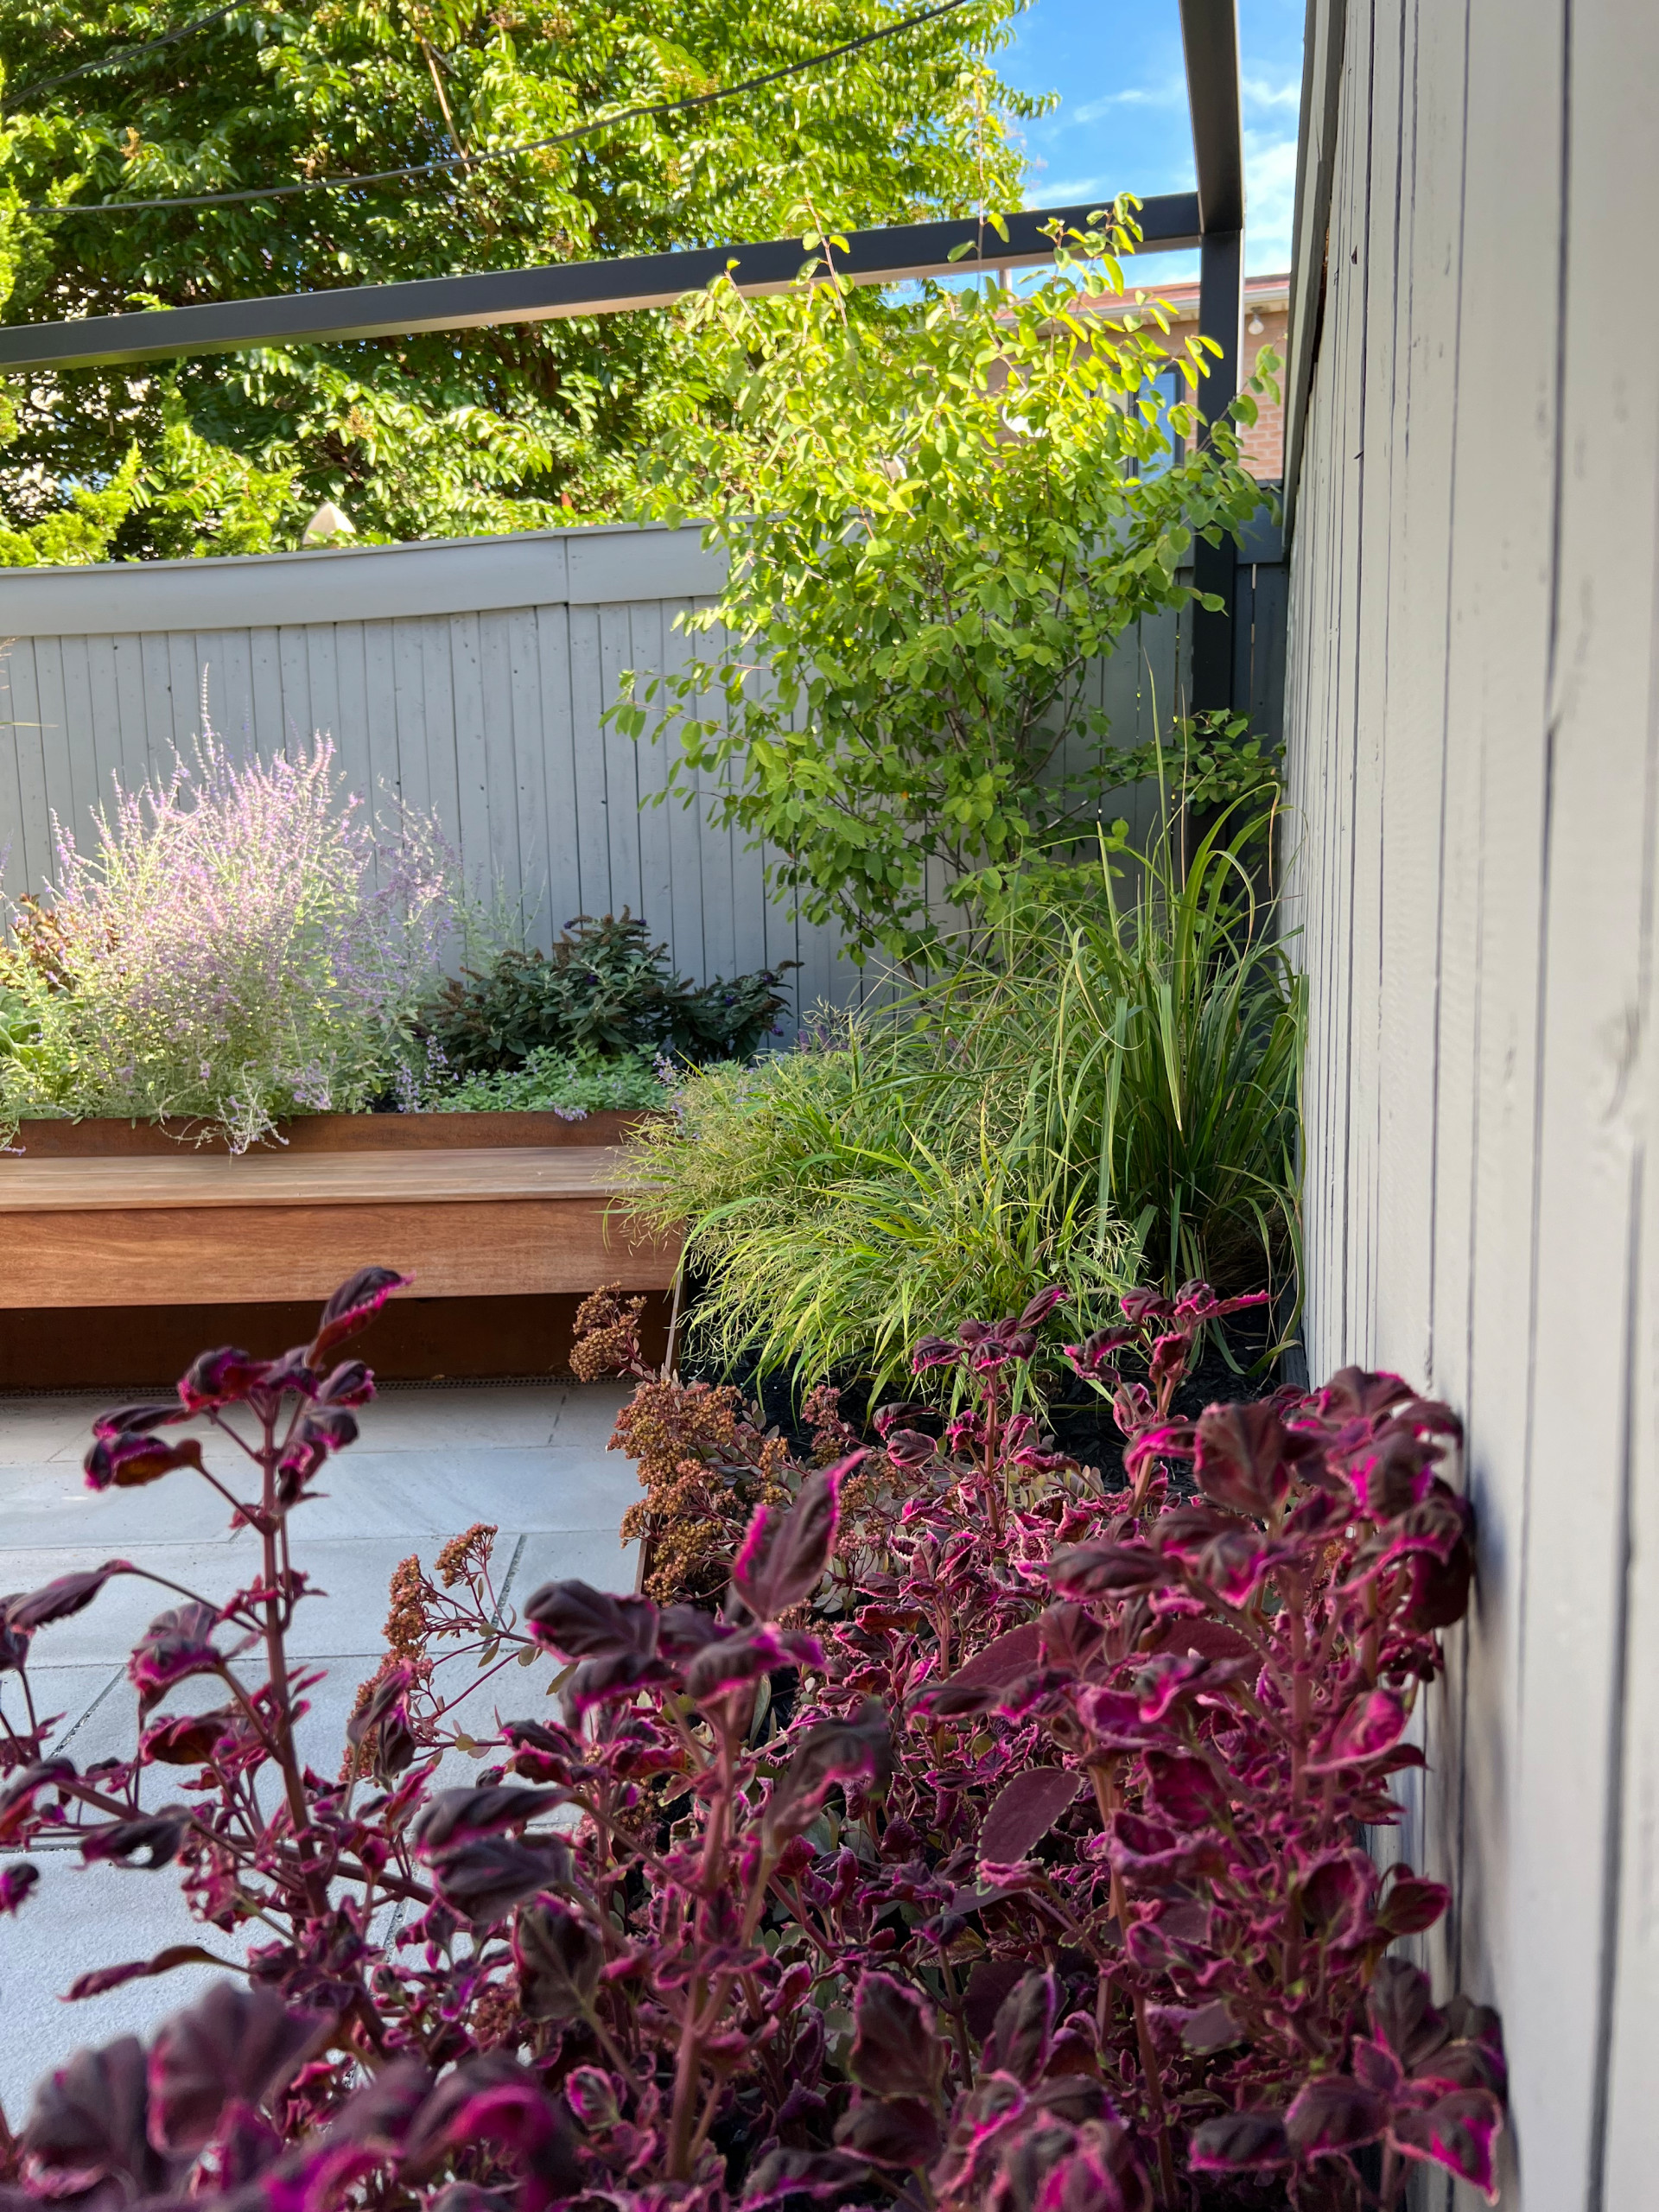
[0, 1145, 681, 1309]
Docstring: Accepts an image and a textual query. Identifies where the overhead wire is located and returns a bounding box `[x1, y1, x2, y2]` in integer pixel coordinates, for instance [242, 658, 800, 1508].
[3, 6, 242, 111]
[17, 0, 980, 218]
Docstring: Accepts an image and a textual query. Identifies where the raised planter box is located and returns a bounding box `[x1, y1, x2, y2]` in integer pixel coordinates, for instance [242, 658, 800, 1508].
[0, 1109, 678, 1387]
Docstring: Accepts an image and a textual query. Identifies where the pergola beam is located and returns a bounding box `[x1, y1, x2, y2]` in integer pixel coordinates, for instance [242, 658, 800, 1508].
[0, 196, 1202, 373]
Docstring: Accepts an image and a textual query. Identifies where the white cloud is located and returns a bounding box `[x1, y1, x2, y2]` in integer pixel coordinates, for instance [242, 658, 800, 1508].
[1241, 75, 1302, 112]
[1243, 130, 1299, 271]
[1071, 79, 1188, 124]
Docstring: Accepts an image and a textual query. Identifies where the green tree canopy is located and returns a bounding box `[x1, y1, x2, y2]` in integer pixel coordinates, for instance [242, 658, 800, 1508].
[613, 213, 1274, 969]
[0, 0, 1041, 557]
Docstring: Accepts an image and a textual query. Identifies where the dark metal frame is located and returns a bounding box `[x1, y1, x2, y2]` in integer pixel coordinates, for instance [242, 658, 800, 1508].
[0, 4, 1249, 706]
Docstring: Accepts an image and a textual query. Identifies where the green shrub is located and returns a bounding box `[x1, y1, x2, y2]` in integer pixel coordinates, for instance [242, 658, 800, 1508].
[614, 207, 1274, 970]
[429, 1045, 669, 1116]
[420, 912, 792, 1075]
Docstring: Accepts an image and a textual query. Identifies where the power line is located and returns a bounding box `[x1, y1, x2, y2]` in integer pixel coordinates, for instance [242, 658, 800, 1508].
[21, 0, 978, 219]
[3, 6, 241, 112]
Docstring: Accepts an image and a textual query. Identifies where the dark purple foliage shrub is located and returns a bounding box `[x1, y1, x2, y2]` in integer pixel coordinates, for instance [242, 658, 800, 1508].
[0, 1270, 1503, 2212]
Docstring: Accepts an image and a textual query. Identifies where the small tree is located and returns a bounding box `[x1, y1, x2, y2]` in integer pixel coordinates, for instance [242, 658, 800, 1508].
[613, 207, 1274, 969]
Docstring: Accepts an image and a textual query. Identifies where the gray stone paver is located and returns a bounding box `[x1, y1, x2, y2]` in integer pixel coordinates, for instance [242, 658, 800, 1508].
[0, 1379, 637, 2124]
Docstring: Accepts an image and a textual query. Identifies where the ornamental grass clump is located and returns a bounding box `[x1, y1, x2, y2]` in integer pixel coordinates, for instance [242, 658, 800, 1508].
[0, 727, 454, 1148]
[0, 1268, 1502, 2212]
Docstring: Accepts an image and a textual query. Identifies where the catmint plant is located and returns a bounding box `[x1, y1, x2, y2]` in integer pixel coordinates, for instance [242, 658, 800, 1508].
[0, 1272, 1502, 2212]
[0, 728, 455, 1148]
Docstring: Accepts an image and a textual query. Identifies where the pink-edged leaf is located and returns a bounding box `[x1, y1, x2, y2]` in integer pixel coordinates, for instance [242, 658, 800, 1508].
[8, 1561, 133, 1632]
[92, 1401, 188, 1440]
[1376, 1871, 1451, 1936]
[429, 1836, 573, 1924]
[1187, 2110, 1290, 2172]
[0, 1862, 38, 1913]
[848, 1973, 942, 2102]
[1315, 1367, 1416, 1421]
[1108, 1810, 1227, 1883]
[1306, 1688, 1409, 1772]
[127, 1602, 223, 1706]
[139, 1709, 234, 1765]
[306, 1268, 411, 1365]
[1368, 1957, 1449, 2070]
[148, 1985, 330, 2154]
[178, 1346, 274, 1412]
[976, 1767, 1083, 1867]
[834, 2095, 942, 2170]
[1285, 2075, 1388, 2155]
[683, 1627, 789, 1707]
[982, 1968, 1058, 2083]
[920, 1620, 1045, 1716]
[317, 1358, 375, 1408]
[83, 1435, 204, 1492]
[1143, 1751, 1228, 1829]
[766, 1702, 891, 1840]
[732, 1457, 857, 1622]
[21, 2036, 153, 2190]
[65, 1944, 237, 2003]
[521, 1580, 658, 1662]
[1048, 1541, 1164, 1597]
[512, 1896, 605, 2022]
[1195, 1402, 1319, 1516]
[411, 1787, 567, 1856]
[1389, 2090, 1503, 2202]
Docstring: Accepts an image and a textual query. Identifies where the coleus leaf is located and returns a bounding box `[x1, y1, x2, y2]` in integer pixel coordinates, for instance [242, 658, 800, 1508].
[1194, 1402, 1319, 1516]
[148, 1985, 332, 2154]
[732, 1458, 857, 1622]
[512, 1896, 604, 2022]
[21, 2035, 156, 2192]
[1389, 2089, 1504, 2201]
[1187, 2110, 1291, 2172]
[520, 1580, 658, 1662]
[848, 1973, 943, 2103]
[1306, 1688, 1409, 1772]
[139, 1710, 235, 1765]
[178, 1347, 274, 1413]
[1142, 1751, 1228, 1830]
[833, 2095, 942, 2170]
[64, 1945, 236, 2004]
[1376, 1869, 1451, 1937]
[918, 1620, 1045, 1716]
[84, 1435, 204, 1491]
[8, 1561, 133, 1632]
[976, 1766, 1083, 1867]
[307, 1268, 411, 1365]
[981, 1968, 1058, 2085]
[428, 1837, 573, 1924]
[411, 1787, 567, 1856]
[765, 1702, 891, 1842]
[1284, 2075, 1388, 2155]
[128, 1602, 224, 1707]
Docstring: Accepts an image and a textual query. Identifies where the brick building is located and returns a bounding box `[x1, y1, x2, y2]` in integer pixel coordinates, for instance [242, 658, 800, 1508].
[1075, 270, 1290, 480]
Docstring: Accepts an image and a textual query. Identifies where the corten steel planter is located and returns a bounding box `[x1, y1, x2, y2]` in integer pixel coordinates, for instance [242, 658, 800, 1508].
[0, 1109, 678, 1388]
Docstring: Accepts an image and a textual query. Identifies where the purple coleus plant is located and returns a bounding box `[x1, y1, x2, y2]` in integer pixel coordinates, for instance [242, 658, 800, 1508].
[0, 1270, 1502, 2212]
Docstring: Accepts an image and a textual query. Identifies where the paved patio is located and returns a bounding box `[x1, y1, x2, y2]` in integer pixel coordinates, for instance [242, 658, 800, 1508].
[0, 1377, 637, 2124]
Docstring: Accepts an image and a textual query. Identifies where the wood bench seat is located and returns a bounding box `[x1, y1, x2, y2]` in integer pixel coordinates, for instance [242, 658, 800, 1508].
[0, 1146, 678, 1308]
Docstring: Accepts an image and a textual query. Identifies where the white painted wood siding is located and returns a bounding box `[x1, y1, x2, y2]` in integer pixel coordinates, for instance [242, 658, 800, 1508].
[0, 520, 1217, 1019]
[1281, 1, 1659, 2201]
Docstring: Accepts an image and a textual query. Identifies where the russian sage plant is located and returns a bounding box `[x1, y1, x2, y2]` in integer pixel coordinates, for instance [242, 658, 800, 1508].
[0, 1274, 1502, 2212]
[0, 728, 455, 1147]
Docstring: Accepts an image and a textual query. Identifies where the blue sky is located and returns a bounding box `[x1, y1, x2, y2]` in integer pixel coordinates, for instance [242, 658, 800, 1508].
[995, 0, 1306, 276]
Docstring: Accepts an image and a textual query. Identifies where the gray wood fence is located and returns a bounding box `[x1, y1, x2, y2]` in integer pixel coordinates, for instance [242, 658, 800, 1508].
[0, 518, 1282, 1021]
[1281, 0, 1659, 2200]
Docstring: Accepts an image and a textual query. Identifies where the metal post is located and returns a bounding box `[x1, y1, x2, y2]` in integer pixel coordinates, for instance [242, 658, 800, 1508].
[1179, 0, 1247, 716]
[1192, 226, 1244, 714]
